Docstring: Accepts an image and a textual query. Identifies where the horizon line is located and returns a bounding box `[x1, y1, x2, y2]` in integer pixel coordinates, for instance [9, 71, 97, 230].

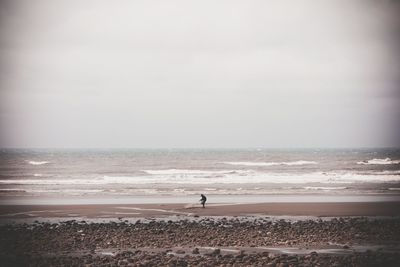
[1, 147, 399, 150]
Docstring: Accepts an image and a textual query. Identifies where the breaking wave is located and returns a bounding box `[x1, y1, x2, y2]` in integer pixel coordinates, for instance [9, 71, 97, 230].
[357, 158, 400, 165]
[1, 171, 399, 185]
[27, 161, 50, 166]
[143, 169, 248, 175]
[303, 186, 348, 191]
[222, 161, 318, 166]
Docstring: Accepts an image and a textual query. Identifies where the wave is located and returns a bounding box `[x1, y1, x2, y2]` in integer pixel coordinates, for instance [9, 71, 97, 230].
[372, 170, 400, 175]
[0, 189, 104, 194]
[27, 161, 50, 165]
[222, 160, 318, 166]
[143, 169, 248, 175]
[1, 170, 399, 185]
[357, 158, 400, 165]
[303, 186, 347, 191]
[0, 189, 26, 193]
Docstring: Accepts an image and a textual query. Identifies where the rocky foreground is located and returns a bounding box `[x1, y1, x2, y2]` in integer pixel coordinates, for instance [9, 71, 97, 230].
[1, 217, 400, 266]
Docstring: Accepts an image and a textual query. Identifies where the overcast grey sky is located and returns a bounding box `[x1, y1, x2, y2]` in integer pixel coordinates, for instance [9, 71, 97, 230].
[0, 0, 399, 148]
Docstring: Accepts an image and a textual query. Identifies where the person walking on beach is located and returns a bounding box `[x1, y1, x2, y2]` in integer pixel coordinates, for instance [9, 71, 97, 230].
[200, 194, 207, 208]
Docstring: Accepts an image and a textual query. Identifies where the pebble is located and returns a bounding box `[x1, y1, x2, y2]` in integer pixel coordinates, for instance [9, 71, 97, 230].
[1, 217, 399, 266]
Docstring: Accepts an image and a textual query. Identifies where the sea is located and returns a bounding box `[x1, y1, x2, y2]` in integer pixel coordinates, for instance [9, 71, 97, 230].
[0, 148, 400, 204]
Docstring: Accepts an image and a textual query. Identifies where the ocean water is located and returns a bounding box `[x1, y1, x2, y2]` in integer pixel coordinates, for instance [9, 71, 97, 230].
[0, 148, 399, 201]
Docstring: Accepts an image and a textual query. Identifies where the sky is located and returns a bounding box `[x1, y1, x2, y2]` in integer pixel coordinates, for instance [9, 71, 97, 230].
[0, 0, 399, 148]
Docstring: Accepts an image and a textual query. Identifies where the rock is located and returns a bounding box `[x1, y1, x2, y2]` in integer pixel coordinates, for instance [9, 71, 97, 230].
[212, 248, 221, 256]
[176, 259, 188, 267]
[310, 251, 318, 256]
[3, 216, 400, 266]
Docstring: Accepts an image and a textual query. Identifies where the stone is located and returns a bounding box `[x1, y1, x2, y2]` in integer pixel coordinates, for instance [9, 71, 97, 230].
[212, 249, 221, 256]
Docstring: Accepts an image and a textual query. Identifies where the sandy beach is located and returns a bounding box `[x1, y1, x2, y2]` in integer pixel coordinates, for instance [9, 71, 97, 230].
[1, 201, 400, 219]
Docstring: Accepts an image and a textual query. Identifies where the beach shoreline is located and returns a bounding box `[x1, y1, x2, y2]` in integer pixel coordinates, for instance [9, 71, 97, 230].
[1, 201, 399, 221]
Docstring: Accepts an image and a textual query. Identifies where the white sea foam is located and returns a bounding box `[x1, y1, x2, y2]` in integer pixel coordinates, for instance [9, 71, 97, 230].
[116, 207, 192, 215]
[0, 170, 399, 185]
[222, 161, 318, 166]
[27, 161, 50, 165]
[303, 186, 347, 191]
[0, 179, 97, 185]
[357, 158, 400, 165]
[8, 189, 104, 194]
[143, 169, 245, 175]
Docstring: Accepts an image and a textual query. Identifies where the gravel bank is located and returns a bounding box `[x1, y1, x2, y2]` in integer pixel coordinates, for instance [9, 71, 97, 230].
[1, 217, 400, 266]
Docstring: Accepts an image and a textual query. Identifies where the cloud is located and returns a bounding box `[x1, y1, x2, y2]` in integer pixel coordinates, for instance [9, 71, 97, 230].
[0, 0, 399, 148]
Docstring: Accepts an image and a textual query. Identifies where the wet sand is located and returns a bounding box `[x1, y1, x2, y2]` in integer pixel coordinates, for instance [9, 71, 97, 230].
[0, 201, 399, 219]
